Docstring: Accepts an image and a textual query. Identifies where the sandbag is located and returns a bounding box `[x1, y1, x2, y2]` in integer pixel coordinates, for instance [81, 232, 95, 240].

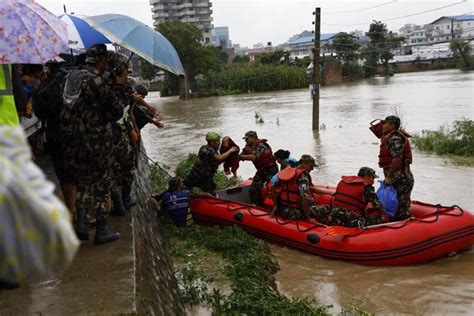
[0, 126, 79, 284]
[376, 181, 399, 218]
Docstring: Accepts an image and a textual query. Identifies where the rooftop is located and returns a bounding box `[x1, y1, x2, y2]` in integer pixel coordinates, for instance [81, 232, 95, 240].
[289, 33, 339, 45]
[430, 15, 474, 24]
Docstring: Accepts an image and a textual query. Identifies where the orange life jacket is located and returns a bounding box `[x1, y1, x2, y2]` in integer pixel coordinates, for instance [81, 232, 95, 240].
[277, 167, 310, 209]
[245, 139, 276, 171]
[378, 130, 413, 168]
[331, 176, 372, 216]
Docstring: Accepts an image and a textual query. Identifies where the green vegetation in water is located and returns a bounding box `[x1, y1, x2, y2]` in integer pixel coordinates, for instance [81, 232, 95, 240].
[194, 64, 310, 97]
[412, 119, 474, 166]
[165, 223, 331, 315]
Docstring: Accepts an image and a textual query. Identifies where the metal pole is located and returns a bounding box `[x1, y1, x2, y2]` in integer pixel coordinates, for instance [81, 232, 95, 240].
[312, 7, 321, 131]
[451, 18, 454, 40]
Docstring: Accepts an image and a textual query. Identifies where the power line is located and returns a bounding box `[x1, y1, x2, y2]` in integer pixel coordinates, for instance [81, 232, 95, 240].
[324, 1, 397, 16]
[322, 1, 468, 27]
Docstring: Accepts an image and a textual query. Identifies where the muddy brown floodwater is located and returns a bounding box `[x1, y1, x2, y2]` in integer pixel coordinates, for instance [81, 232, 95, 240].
[142, 69, 474, 314]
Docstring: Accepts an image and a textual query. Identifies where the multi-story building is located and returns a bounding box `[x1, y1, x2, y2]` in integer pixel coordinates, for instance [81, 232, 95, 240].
[150, 0, 213, 44]
[426, 15, 474, 43]
[212, 26, 231, 48]
[287, 33, 341, 59]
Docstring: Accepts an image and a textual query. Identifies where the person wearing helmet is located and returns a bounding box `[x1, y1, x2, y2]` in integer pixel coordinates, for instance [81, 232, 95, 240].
[184, 132, 239, 197]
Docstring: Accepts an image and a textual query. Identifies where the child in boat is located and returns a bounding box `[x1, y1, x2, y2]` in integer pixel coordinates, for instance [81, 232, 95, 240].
[220, 136, 240, 177]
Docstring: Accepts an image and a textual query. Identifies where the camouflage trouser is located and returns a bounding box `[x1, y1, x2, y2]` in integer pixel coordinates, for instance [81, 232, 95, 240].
[249, 165, 279, 205]
[311, 205, 384, 228]
[384, 167, 414, 220]
[112, 126, 136, 194]
[185, 176, 216, 197]
[75, 173, 113, 220]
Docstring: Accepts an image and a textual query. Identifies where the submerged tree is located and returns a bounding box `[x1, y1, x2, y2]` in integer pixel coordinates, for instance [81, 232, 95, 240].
[449, 39, 473, 69]
[331, 33, 361, 77]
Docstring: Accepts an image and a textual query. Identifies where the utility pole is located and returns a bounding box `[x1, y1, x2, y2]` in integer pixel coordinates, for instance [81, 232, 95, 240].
[312, 7, 321, 131]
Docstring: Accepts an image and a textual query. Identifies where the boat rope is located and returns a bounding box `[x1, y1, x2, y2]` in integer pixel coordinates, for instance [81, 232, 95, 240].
[139, 148, 173, 178]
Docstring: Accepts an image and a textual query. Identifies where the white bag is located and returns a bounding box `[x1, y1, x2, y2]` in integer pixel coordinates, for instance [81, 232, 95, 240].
[0, 126, 79, 284]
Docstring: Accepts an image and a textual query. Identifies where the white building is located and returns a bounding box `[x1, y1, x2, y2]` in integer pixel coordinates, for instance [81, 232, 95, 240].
[426, 15, 474, 43]
[150, 0, 213, 44]
[287, 33, 341, 59]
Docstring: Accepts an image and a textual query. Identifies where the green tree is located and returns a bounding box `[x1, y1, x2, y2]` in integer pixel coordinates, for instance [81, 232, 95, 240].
[233, 55, 250, 63]
[331, 33, 362, 77]
[332, 33, 360, 63]
[156, 21, 220, 98]
[258, 50, 290, 64]
[140, 58, 160, 81]
[218, 50, 229, 63]
[449, 39, 473, 69]
[363, 20, 404, 77]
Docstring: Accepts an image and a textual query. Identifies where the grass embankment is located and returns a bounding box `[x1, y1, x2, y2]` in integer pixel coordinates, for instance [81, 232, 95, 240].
[412, 119, 474, 166]
[193, 64, 310, 97]
[149, 154, 336, 315]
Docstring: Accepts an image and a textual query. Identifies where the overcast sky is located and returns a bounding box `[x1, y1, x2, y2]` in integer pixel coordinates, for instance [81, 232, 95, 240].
[38, 0, 474, 47]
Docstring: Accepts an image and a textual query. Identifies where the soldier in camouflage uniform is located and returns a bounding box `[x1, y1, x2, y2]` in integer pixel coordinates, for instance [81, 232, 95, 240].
[108, 53, 139, 216]
[184, 132, 238, 197]
[378, 115, 414, 220]
[312, 167, 385, 227]
[239, 131, 279, 206]
[60, 44, 126, 245]
[272, 155, 332, 220]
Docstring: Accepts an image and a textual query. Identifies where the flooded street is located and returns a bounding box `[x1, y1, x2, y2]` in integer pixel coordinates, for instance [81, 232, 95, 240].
[142, 69, 474, 314]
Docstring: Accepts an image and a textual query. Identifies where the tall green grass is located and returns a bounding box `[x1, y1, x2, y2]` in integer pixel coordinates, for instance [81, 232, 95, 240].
[412, 119, 474, 166]
[195, 64, 310, 96]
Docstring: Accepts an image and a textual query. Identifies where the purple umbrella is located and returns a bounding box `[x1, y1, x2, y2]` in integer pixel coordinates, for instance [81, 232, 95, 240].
[0, 0, 69, 64]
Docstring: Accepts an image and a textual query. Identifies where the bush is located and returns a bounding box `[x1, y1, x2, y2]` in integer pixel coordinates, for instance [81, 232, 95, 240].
[166, 224, 331, 315]
[195, 64, 310, 96]
[412, 119, 474, 163]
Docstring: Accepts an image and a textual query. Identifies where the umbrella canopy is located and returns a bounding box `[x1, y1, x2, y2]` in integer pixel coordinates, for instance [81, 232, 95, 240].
[0, 0, 69, 64]
[84, 14, 184, 76]
[59, 13, 110, 49]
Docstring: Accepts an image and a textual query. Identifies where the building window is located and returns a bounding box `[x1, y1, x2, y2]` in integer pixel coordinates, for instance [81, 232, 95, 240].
[446, 37, 449, 40]
[447, 25, 450, 29]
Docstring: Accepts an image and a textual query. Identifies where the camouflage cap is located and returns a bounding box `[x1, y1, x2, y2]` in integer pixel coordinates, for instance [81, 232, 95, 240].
[243, 130, 257, 139]
[206, 131, 221, 142]
[298, 154, 318, 167]
[358, 167, 379, 178]
[382, 115, 401, 128]
[85, 44, 108, 64]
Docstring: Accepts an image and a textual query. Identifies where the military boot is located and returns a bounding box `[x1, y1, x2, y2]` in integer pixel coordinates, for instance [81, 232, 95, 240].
[94, 217, 120, 245]
[111, 191, 127, 216]
[75, 207, 90, 241]
[122, 183, 137, 210]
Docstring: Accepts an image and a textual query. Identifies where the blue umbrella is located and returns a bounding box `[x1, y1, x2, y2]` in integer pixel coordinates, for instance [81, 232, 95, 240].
[59, 14, 110, 49]
[84, 14, 184, 76]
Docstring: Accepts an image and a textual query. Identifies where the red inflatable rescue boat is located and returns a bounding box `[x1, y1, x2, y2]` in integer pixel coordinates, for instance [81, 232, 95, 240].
[190, 182, 474, 266]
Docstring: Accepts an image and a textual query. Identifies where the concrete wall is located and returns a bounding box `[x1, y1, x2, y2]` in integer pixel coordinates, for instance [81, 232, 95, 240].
[393, 58, 454, 73]
[323, 61, 343, 85]
[133, 145, 186, 315]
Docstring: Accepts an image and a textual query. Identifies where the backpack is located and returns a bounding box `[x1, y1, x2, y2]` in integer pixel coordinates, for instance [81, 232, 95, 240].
[33, 65, 76, 121]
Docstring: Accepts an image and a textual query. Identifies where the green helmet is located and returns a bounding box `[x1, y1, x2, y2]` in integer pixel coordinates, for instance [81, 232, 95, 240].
[206, 132, 221, 142]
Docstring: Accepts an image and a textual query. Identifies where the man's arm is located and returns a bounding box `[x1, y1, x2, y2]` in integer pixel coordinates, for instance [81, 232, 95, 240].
[363, 185, 384, 215]
[216, 147, 239, 163]
[385, 133, 404, 185]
